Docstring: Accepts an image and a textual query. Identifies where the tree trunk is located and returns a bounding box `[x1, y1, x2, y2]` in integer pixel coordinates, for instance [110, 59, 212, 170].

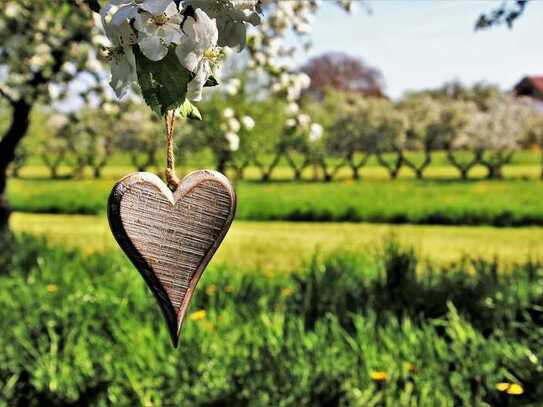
[447, 149, 483, 181]
[312, 163, 319, 181]
[0, 101, 32, 230]
[254, 152, 282, 183]
[216, 150, 230, 174]
[351, 165, 359, 180]
[93, 166, 102, 179]
[51, 165, 60, 179]
[235, 167, 244, 180]
[376, 151, 403, 180]
[403, 150, 431, 180]
[486, 165, 503, 180]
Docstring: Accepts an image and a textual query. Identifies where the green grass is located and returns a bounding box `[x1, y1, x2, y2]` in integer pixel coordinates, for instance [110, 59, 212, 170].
[8, 169, 543, 226]
[11, 213, 543, 270]
[2, 233, 543, 405]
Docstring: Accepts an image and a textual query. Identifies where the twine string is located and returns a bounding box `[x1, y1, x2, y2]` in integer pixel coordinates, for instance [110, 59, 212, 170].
[165, 110, 180, 191]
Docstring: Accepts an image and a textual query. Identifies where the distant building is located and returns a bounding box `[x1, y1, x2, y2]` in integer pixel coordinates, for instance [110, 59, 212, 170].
[514, 76, 543, 112]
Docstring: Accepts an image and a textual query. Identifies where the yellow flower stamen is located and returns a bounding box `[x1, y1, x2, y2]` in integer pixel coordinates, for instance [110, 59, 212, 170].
[203, 48, 222, 63]
[152, 15, 169, 26]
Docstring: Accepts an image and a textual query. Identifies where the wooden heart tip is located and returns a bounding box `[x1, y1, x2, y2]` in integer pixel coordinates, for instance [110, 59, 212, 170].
[171, 333, 179, 348]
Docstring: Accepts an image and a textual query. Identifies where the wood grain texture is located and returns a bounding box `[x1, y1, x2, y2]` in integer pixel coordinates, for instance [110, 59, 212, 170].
[107, 170, 236, 347]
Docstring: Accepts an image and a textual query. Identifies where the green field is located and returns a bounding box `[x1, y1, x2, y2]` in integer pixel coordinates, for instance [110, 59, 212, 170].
[11, 213, 543, 270]
[7, 162, 543, 226]
[2, 233, 542, 405]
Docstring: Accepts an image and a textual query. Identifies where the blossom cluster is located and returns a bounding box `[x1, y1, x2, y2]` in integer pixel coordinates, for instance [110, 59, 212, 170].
[222, 107, 255, 151]
[286, 112, 323, 144]
[99, 0, 261, 109]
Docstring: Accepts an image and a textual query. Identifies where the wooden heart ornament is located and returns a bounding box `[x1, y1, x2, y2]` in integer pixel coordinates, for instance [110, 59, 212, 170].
[107, 170, 236, 347]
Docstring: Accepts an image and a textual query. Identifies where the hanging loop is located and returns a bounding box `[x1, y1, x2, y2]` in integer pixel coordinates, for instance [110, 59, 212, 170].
[165, 110, 180, 191]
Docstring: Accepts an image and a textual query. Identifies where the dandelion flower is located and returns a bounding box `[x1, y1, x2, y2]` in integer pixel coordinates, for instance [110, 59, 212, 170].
[370, 371, 388, 382]
[507, 384, 524, 395]
[189, 310, 206, 321]
[47, 284, 58, 293]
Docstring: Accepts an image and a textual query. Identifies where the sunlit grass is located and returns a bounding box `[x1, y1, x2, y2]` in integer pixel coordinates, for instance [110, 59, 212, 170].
[8, 165, 543, 226]
[11, 213, 543, 271]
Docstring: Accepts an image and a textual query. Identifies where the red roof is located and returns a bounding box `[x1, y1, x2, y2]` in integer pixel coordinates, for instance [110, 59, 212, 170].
[514, 76, 543, 100]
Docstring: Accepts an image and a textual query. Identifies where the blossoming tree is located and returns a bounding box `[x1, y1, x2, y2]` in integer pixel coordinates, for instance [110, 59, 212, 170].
[0, 0, 355, 229]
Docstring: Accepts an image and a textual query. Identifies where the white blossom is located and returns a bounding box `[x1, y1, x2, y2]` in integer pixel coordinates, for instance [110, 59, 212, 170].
[100, 16, 138, 98]
[134, 1, 184, 61]
[225, 131, 240, 151]
[223, 107, 235, 118]
[183, 0, 261, 49]
[106, 0, 174, 26]
[309, 123, 323, 142]
[241, 115, 255, 130]
[228, 117, 241, 132]
[175, 8, 220, 101]
[285, 102, 299, 115]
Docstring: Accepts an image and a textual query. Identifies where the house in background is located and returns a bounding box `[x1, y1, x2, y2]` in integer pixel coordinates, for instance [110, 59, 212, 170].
[514, 76, 543, 111]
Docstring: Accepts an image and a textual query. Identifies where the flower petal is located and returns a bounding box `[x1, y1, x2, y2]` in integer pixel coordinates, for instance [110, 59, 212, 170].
[134, 13, 157, 35]
[110, 52, 135, 98]
[186, 61, 211, 102]
[161, 25, 183, 45]
[163, 1, 179, 18]
[193, 9, 218, 47]
[139, 36, 168, 61]
[112, 4, 138, 26]
[175, 40, 201, 72]
[141, 0, 173, 15]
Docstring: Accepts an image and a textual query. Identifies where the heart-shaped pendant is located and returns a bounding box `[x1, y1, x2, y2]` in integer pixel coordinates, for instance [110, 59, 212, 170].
[107, 170, 236, 347]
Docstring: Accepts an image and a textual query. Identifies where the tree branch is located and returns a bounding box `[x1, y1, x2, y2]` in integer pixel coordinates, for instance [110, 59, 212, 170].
[0, 85, 15, 105]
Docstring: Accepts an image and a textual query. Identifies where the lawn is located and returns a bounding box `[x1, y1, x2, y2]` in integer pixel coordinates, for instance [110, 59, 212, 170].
[11, 213, 543, 271]
[8, 168, 543, 226]
[2, 233, 543, 405]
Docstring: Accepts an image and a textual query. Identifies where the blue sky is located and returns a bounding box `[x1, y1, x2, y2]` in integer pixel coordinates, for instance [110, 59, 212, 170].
[295, 0, 543, 99]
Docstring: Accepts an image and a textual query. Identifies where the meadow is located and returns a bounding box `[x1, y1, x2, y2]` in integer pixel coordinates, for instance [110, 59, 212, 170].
[11, 213, 543, 271]
[1, 233, 542, 406]
[4, 151, 543, 406]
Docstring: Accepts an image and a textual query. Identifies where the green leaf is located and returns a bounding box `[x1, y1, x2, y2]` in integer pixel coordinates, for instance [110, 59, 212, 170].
[179, 100, 202, 121]
[134, 47, 193, 116]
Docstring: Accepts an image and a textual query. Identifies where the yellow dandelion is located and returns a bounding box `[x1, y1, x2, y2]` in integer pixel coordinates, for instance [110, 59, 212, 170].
[224, 285, 234, 293]
[507, 384, 524, 396]
[206, 284, 217, 295]
[189, 310, 206, 321]
[370, 371, 388, 382]
[47, 284, 58, 293]
[496, 382, 510, 392]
